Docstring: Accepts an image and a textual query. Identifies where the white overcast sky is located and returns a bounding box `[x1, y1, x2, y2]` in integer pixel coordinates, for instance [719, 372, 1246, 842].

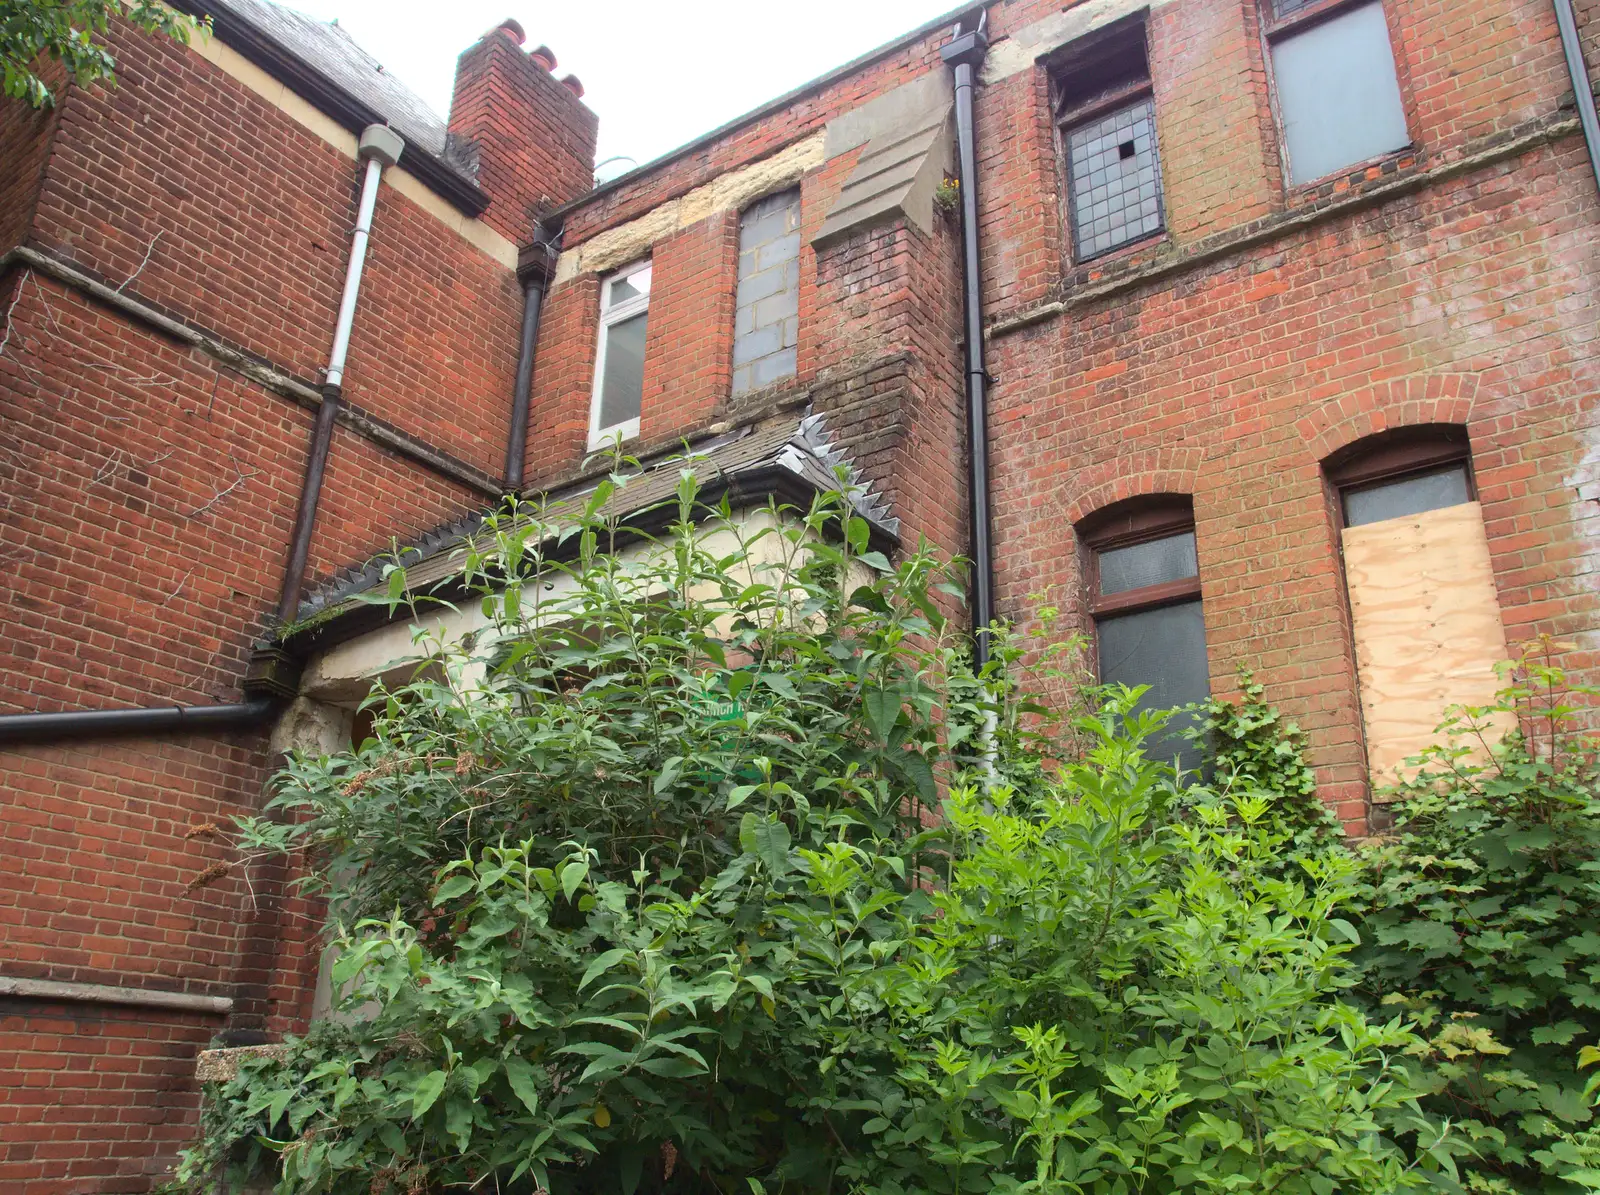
[285, 0, 962, 178]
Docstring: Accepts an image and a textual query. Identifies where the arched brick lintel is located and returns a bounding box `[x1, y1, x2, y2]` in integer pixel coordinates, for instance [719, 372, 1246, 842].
[1295, 372, 1481, 465]
[1063, 446, 1207, 527]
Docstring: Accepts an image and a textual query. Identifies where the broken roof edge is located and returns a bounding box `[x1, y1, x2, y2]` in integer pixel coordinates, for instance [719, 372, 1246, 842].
[275, 412, 901, 659]
[170, 0, 491, 217]
[545, 1, 981, 224]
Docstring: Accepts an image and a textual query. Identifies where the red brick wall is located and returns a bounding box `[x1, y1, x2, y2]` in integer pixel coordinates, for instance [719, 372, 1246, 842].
[523, 273, 600, 480]
[640, 212, 739, 439]
[562, 36, 953, 245]
[544, 0, 1600, 834]
[0, 11, 548, 1188]
[28, 19, 525, 478]
[448, 25, 598, 243]
[0, 69, 60, 256]
[0, 1004, 221, 1195]
[986, 138, 1600, 831]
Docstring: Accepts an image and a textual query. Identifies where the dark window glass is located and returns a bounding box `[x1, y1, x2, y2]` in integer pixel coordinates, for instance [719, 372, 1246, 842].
[1343, 465, 1470, 527]
[597, 312, 647, 431]
[1271, 3, 1409, 185]
[1099, 531, 1198, 595]
[1066, 97, 1164, 259]
[1098, 599, 1210, 773]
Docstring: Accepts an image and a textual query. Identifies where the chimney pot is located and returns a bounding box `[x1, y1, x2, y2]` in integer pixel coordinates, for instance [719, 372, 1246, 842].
[529, 44, 557, 70]
[490, 18, 525, 44]
[560, 73, 584, 98]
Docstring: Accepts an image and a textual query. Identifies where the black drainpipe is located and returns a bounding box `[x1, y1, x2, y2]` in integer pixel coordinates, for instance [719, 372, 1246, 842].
[504, 221, 561, 494]
[942, 10, 995, 670]
[0, 125, 405, 746]
[1552, 0, 1600, 196]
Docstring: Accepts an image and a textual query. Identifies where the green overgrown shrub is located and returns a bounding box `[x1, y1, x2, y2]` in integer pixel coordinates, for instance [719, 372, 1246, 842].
[170, 465, 1598, 1195]
[1350, 640, 1600, 1193]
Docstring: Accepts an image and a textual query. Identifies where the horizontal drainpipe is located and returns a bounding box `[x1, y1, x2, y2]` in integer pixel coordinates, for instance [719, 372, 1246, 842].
[1552, 0, 1600, 197]
[0, 699, 279, 747]
[0, 125, 403, 746]
[943, 12, 995, 670]
[504, 221, 560, 494]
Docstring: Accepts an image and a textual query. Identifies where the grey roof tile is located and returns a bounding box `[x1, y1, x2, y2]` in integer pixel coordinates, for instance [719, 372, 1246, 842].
[293, 411, 899, 625]
[205, 0, 476, 180]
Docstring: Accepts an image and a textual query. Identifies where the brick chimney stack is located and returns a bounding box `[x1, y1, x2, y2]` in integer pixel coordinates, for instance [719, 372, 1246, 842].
[448, 19, 598, 243]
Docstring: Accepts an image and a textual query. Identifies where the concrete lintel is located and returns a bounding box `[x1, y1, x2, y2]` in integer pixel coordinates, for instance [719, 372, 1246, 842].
[982, 0, 1179, 85]
[0, 975, 233, 1015]
[824, 70, 952, 159]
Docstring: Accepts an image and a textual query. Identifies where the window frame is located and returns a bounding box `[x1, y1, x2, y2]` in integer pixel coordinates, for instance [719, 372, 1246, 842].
[1325, 425, 1475, 532]
[1261, 0, 1415, 191]
[588, 258, 653, 450]
[1049, 16, 1168, 265]
[1081, 502, 1202, 620]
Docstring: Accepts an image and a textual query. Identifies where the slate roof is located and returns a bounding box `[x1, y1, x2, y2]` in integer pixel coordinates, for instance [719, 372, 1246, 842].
[292, 410, 901, 629]
[198, 0, 479, 183]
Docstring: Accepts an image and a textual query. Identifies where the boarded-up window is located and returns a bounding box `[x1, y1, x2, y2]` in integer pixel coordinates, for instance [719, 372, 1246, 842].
[733, 190, 800, 396]
[1268, 2, 1410, 186]
[1336, 447, 1512, 793]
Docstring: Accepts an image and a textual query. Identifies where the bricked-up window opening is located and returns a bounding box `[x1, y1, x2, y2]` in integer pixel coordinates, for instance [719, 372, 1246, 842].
[1053, 19, 1165, 262]
[1081, 499, 1210, 773]
[1327, 427, 1511, 795]
[589, 260, 652, 448]
[733, 189, 801, 396]
[1267, 2, 1410, 186]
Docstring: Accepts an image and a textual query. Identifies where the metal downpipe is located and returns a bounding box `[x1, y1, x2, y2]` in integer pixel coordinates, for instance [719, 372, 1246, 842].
[504, 222, 559, 494]
[942, 13, 995, 671]
[277, 124, 404, 622]
[1552, 0, 1600, 196]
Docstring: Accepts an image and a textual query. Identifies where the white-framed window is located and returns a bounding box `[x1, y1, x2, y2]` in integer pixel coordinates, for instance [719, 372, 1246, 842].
[589, 260, 652, 449]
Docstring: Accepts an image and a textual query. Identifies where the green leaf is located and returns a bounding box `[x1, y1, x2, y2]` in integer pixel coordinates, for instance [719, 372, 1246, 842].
[445, 1095, 474, 1149]
[503, 1056, 541, 1116]
[1531, 1021, 1586, 1046]
[579, 948, 631, 991]
[560, 859, 589, 903]
[1327, 918, 1361, 945]
[865, 688, 901, 740]
[740, 814, 791, 876]
[653, 756, 683, 796]
[410, 1070, 447, 1119]
[897, 751, 937, 805]
[434, 875, 475, 902]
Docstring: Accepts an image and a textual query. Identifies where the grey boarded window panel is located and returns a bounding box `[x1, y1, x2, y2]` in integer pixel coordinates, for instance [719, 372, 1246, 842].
[733, 189, 801, 396]
[1343, 465, 1471, 527]
[1066, 97, 1164, 261]
[1099, 531, 1199, 596]
[1272, 3, 1410, 185]
[1097, 598, 1210, 773]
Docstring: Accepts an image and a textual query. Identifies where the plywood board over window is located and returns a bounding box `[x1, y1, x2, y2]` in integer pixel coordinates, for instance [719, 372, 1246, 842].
[1342, 501, 1513, 795]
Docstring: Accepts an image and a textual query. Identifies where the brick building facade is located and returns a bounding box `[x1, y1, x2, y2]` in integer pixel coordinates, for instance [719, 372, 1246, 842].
[2, 0, 1598, 1187]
